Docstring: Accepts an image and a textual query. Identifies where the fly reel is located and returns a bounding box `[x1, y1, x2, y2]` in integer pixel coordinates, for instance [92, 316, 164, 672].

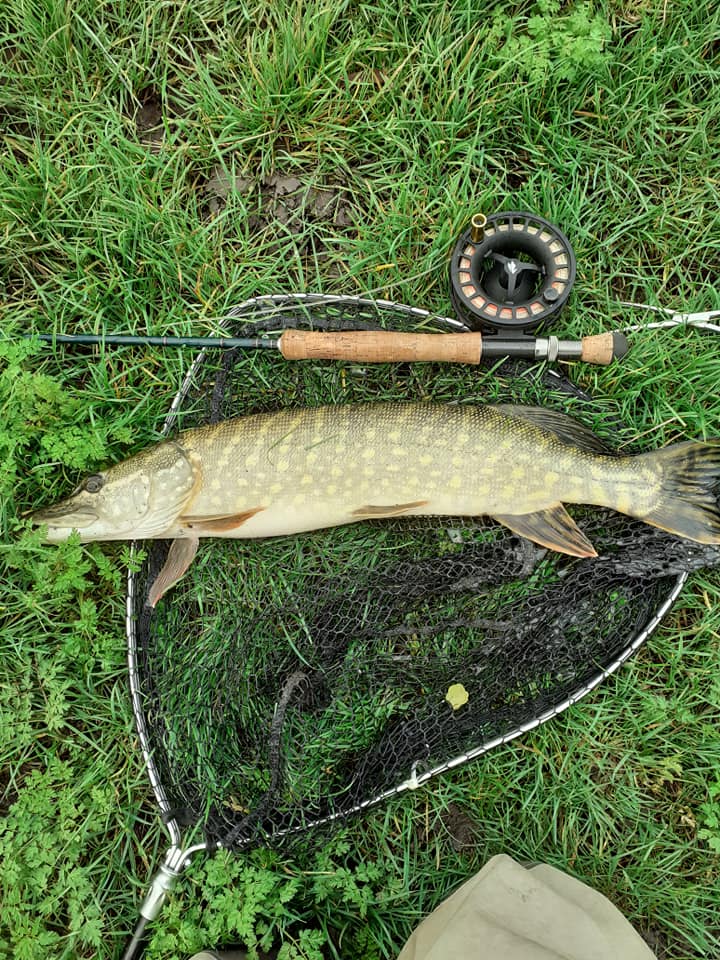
[449, 211, 577, 334]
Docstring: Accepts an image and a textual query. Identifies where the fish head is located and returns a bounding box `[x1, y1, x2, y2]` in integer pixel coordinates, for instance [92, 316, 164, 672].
[31, 441, 199, 542]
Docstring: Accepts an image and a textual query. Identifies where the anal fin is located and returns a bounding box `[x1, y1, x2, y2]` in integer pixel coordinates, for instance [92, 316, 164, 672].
[147, 536, 200, 608]
[494, 504, 597, 558]
[352, 500, 429, 518]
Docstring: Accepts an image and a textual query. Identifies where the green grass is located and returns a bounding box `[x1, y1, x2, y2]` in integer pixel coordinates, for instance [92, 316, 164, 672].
[2, 0, 720, 957]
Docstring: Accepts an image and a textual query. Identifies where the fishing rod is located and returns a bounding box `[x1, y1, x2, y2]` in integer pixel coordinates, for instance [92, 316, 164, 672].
[31, 326, 627, 365]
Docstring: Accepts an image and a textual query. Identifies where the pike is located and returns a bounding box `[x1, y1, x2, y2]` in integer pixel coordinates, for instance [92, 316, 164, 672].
[32, 403, 720, 607]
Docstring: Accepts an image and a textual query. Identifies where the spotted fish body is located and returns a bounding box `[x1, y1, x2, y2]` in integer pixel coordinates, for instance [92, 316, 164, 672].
[32, 402, 720, 605]
[174, 405, 654, 535]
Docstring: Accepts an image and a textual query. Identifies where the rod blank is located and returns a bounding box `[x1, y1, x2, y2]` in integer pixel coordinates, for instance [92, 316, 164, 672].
[33, 333, 276, 350]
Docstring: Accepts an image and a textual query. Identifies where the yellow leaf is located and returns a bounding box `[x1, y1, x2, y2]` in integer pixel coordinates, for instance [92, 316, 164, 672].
[445, 683, 469, 711]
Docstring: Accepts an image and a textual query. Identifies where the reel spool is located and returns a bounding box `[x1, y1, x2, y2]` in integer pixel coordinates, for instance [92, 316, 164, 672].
[449, 211, 577, 334]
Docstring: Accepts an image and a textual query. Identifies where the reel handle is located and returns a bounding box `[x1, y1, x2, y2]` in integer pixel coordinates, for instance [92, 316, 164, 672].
[279, 329, 625, 365]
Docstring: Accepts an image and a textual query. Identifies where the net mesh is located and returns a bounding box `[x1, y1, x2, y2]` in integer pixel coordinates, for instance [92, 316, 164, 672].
[128, 296, 720, 851]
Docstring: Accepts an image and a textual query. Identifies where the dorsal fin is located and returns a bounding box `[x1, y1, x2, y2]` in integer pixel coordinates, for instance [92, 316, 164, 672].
[492, 405, 614, 456]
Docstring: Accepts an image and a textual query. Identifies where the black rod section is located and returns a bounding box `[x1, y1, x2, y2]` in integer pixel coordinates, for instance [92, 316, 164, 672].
[29, 333, 279, 350]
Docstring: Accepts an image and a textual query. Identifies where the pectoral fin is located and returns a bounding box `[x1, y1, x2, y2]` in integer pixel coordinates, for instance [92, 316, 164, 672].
[147, 536, 200, 608]
[352, 500, 429, 518]
[494, 504, 597, 558]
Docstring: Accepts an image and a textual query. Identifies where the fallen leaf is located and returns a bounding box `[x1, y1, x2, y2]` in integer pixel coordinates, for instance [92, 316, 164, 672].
[445, 683, 469, 710]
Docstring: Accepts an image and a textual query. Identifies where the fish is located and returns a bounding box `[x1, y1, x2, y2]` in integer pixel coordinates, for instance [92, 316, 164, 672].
[31, 402, 720, 607]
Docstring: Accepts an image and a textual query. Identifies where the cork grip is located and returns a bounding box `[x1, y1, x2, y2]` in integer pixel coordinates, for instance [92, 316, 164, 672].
[279, 329, 484, 364]
[580, 332, 628, 365]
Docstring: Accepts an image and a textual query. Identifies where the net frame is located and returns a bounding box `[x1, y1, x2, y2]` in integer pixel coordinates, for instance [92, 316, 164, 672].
[122, 292, 714, 953]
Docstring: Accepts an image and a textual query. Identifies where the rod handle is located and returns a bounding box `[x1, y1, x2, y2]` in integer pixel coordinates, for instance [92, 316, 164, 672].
[279, 329, 483, 364]
[580, 332, 628, 365]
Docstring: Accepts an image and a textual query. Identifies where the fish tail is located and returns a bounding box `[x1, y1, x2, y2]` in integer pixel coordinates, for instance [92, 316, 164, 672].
[641, 440, 720, 543]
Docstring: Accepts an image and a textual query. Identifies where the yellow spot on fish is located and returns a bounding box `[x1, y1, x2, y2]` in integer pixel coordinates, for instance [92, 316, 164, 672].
[544, 471, 559, 485]
[452, 456, 463, 468]
[457, 433, 470, 445]
[449, 476, 462, 489]
[331, 466, 343, 478]
[590, 483, 606, 503]
[420, 454, 433, 465]
[363, 466, 375, 477]
[210, 479, 222, 491]
[365, 429, 377, 441]
[270, 483, 282, 494]
[510, 466, 525, 480]
[389, 430, 401, 442]
[392, 448, 408, 457]
[301, 474, 313, 485]
[306, 452, 318, 465]
[362, 447, 375, 459]
[293, 493, 306, 505]
[326, 484, 337, 495]
[245, 454, 259, 467]
[276, 460, 289, 473]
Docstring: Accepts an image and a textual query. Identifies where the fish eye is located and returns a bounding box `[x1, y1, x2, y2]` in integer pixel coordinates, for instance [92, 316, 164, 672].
[84, 474, 105, 494]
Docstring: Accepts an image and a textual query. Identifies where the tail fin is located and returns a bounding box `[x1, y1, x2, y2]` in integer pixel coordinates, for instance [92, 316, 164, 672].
[642, 441, 720, 544]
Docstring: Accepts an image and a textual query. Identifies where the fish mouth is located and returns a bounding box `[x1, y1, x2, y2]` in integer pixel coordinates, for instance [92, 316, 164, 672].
[31, 502, 99, 533]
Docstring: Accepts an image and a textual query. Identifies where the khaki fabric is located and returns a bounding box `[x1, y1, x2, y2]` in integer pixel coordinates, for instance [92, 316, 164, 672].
[396, 855, 656, 960]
